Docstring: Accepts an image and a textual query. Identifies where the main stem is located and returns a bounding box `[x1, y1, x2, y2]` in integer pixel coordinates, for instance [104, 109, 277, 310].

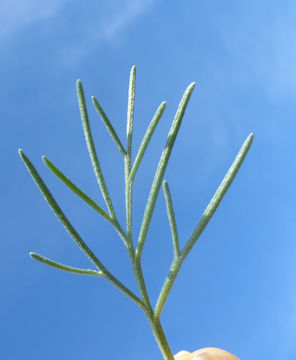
[124, 157, 174, 360]
[144, 308, 175, 360]
[124, 68, 174, 360]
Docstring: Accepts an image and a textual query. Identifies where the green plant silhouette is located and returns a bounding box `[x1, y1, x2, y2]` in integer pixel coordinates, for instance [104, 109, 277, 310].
[19, 66, 253, 360]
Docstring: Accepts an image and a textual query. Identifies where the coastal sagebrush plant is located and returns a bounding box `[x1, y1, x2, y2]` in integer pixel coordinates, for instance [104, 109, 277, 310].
[19, 66, 253, 360]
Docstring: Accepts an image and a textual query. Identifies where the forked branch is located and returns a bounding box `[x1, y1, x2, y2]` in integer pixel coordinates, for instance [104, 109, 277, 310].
[154, 133, 254, 319]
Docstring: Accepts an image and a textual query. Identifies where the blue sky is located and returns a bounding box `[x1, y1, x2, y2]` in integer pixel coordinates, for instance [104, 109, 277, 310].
[1, 1, 296, 359]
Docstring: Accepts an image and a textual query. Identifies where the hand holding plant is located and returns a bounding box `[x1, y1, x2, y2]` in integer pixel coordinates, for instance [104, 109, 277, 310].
[19, 66, 253, 360]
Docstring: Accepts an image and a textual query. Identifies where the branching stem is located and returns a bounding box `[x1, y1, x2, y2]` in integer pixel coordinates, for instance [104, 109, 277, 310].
[154, 133, 254, 319]
[124, 66, 153, 310]
[20, 67, 253, 360]
[19, 149, 142, 308]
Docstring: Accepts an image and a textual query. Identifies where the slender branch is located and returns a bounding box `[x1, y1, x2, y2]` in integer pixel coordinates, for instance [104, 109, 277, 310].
[136, 82, 195, 260]
[133, 259, 153, 310]
[92, 96, 126, 156]
[154, 133, 254, 318]
[130, 101, 166, 182]
[124, 161, 133, 250]
[125, 166, 153, 309]
[154, 255, 181, 319]
[77, 79, 116, 219]
[123, 67, 153, 311]
[19, 149, 142, 307]
[162, 180, 180, 257]
[42, 156, 127, 244]
[30, 252, 103, 276]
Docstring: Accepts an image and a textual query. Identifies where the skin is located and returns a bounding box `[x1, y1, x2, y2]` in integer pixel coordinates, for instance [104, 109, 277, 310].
[174, 348, 239, 360]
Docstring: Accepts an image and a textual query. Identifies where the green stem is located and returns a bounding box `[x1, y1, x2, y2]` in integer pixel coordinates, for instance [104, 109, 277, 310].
[154, 255, 181, 319]
[123, 67, 152, 310]
[144, 310, 175, 360]
[134, 257, 153, 310]
[126, 79, 196, 360]
[124, 156, 133, 248]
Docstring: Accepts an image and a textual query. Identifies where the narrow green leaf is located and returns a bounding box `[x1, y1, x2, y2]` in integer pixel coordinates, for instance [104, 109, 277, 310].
[43, 156, 111, 222]
[136, 82, 196, 259]
[130, 102, 166, 182]
[182, 133, 254, 259]
[30, 252, 102, 276]
[162, 180, 179, 257]
[127, 66, 136, 158]
[123, 66, 136, 252]
[76, 79, 116, 219]
[92, 96, 126, 156]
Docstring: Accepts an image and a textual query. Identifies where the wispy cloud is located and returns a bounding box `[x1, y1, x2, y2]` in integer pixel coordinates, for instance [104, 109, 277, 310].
[100, 0, 156, 41]
[55, 0, 157, 67]
[0, 0, 70, 38]
[1, 0, 157, 65]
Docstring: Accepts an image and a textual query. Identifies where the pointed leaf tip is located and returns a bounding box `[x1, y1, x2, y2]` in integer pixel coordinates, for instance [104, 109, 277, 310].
[76, 79, 83, 90]
[245, 133, 254, 146]
[30, 252, 39, 260]
[188, 82, 196, 90]
[18, 149, 27, 162]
